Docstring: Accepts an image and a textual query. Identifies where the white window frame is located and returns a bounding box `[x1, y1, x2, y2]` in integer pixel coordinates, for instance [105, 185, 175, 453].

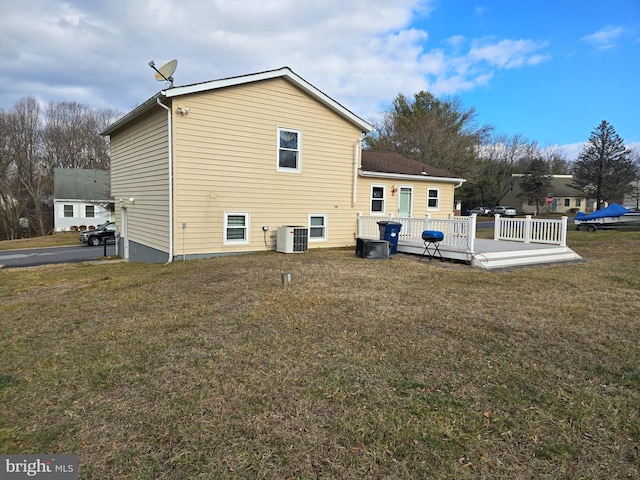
[427, 188, 440, 211]
[223, 212, 250, 245]
[276, 127, 302, 173]
[308, 213, 328, 242]
[370, 185, 386, 215]
[63, 204, 74, 218]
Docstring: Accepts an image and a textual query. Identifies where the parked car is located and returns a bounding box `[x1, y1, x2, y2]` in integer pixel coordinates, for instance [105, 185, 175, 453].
[79, 221, 117, 246]
[468, 207, 492, 216]
[492, 206, 517, 217]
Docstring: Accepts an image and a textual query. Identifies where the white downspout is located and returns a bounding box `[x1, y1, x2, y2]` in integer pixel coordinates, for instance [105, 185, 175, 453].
[156, 97, 174, 263]
[352, 137, 362, 207]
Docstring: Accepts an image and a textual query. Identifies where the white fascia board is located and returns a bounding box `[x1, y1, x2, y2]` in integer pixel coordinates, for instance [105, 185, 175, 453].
[101, 93, 162, 136]
[359, 170, 466, 186]
[163, 67, 373, 133]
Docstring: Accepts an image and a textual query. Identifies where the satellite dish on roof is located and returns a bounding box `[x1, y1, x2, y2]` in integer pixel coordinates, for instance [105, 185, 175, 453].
[148, 59, 177, 87]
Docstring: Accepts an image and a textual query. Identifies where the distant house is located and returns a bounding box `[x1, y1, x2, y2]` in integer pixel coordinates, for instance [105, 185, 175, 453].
[501, 174, 590, 215]
[53, 168, 113, 232]
[101, 67, 464, 263]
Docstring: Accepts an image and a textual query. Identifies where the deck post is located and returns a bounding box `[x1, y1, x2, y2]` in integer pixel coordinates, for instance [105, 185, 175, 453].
[560, 216, 568, 247]
[469, 214, 477, 253]
[493, 214, 501, 240]
[524, 215, 532, 243]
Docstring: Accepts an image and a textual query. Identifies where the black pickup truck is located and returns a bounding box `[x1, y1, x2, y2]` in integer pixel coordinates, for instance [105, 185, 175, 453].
[79, 222, 117, 246]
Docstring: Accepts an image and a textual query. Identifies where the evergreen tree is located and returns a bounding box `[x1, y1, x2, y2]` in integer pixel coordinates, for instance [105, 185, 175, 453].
[572, 121, 635, 209]
[518, 157, 551, 215]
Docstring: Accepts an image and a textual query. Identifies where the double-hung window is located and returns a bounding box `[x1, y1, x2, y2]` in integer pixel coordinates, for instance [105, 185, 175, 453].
[309, 214, 327, 241]
[427, 188, 440, 210]
[371, 185, 385, 214]
[63, 205, 74, 217]
[224, 212, 250, 245]
[85, 205, 95, 218]
[277, 127, 301, 172]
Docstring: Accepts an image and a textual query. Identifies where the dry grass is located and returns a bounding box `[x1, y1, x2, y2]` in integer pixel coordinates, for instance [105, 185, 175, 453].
[0, 232, 79, 250]
[1, 230, 639, 479]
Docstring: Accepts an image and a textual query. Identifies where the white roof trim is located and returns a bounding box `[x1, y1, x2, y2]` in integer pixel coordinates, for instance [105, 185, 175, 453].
[161, 67, 372, 133]
[359, 170, 466, 186]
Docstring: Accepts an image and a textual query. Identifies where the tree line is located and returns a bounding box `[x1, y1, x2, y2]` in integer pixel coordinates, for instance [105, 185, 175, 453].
[1, 90, 638, 241]
[0, 97, 119, 239]
[365, 91, 638, 212]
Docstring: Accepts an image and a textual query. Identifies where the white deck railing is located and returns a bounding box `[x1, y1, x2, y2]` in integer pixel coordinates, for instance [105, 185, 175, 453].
[493, 215, 567, 246]
[357, 213, 568, 253]
[357, 214, 477, 253]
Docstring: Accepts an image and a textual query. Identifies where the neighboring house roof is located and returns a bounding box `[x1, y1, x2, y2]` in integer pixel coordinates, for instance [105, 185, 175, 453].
[360, 151, 465, 185]
[102, 67, 373, 136]
[53, 168, 111, 201]
[512, 174, 582, 197]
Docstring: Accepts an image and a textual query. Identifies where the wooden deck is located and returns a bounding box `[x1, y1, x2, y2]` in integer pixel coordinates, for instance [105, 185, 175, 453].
[396, 237, 582, 270]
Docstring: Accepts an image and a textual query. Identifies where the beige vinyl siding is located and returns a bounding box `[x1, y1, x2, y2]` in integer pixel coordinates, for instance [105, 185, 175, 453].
[110, 108, 170, 253]
[356, 177, 457, 219]
[171, 78, 362, 254]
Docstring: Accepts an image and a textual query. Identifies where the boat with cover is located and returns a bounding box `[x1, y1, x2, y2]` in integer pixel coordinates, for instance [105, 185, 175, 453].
[574, 203, 640, 231]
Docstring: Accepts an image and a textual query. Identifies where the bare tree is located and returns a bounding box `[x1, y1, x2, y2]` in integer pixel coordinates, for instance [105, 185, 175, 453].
[469, 133, 538, 206]
[43, 102, 115, 170]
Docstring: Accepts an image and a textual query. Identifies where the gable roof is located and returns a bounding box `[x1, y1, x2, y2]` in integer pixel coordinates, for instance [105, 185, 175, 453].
[53, 168, 111, 201]
[511, 174, 582, 197]
[102, 67, 373, 136]
[360, 151, 465, 185]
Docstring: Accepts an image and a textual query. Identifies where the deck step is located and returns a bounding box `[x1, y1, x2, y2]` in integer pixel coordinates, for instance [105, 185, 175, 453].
[471, 247, 582, 270]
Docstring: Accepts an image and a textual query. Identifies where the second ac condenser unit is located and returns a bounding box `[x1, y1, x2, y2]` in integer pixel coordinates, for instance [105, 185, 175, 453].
[276, 226, 308, 253]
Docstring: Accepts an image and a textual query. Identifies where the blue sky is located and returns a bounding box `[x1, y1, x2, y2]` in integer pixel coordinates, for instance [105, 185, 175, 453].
[1, 0, 638, 160]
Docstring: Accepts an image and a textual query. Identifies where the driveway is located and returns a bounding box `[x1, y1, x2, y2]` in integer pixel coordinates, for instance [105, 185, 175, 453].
[0, 244, 117, 269]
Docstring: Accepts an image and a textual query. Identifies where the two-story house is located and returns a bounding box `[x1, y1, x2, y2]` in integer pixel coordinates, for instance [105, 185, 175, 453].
[102, 67, 463, 262]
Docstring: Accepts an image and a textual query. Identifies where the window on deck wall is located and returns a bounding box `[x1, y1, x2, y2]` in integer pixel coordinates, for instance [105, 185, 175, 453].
[309, 214, 327, 241]
[427, 188, 440, 210]
[371, 185, 386, 214]
[224, 212, 250, 245]
[277, 127, 301, 172]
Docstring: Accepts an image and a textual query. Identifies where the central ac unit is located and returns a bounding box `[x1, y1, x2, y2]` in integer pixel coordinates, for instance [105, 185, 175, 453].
[276, 226, 308, 253]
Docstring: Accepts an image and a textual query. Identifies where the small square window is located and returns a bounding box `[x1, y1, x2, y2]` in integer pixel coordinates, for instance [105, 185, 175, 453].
[224, 212, 250, 245]
[309, 214, 327, 241]
[63, 205, 74, 218]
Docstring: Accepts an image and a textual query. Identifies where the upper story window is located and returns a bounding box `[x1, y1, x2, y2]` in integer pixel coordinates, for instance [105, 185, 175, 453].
[277, 127, 301, 172]
[427, 188, 440, 210]
[371, 185, 386, 214]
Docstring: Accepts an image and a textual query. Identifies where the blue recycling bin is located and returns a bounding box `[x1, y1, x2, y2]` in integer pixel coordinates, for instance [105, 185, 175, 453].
[377, 221, 402, 254]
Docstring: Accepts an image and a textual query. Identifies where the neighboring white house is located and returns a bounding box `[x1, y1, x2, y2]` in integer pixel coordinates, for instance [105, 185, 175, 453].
[53, 168, 113, 231]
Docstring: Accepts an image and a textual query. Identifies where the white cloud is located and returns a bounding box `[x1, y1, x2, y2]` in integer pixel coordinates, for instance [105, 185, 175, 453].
[0, 0, 551, 123]
[581, 25, 625, 50]
[468, 39, 551, 68]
